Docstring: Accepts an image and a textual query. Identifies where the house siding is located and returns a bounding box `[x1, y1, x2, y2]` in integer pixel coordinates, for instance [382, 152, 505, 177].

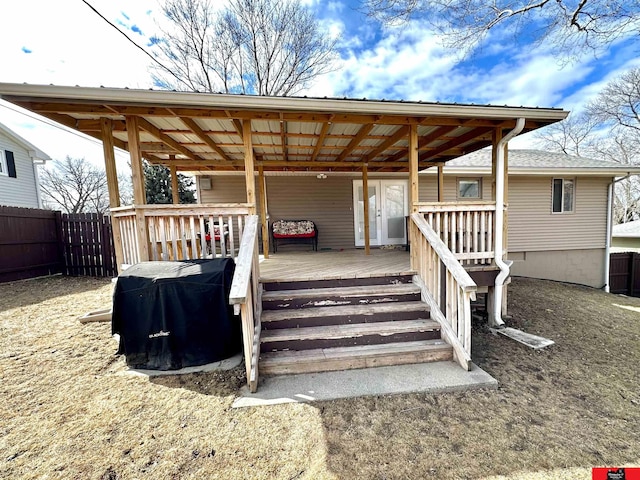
[0, 131, 40, 208]
[198, 173, 610, 287]
[199, 175, 357, 249]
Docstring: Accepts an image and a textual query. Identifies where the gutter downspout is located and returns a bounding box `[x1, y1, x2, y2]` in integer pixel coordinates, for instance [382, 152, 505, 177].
[491, 117, 525, 327]
[604, 173, 632, 293]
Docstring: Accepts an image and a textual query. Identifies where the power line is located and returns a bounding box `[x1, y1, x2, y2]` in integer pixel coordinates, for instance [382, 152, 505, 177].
[79, 0, 192, 90]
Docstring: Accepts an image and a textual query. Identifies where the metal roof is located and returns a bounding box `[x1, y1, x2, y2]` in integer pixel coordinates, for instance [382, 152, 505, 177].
[0, 82, 569, 173]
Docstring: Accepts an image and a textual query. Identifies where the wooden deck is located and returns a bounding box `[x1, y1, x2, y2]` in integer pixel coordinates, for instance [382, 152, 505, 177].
[258, 249, 411, 282]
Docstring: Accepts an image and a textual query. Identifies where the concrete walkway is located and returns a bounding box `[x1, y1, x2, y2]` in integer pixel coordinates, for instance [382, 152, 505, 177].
[232, 361, 497, 408]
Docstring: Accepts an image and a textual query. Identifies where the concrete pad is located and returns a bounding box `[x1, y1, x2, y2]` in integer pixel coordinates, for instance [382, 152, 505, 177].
[232, 361, 497, 408]
[120, 353, 243, 378]
[492, 327, 555, 350]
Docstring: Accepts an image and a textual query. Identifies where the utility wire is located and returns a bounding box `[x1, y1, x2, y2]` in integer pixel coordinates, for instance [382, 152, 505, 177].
[79, 0, 192, 90]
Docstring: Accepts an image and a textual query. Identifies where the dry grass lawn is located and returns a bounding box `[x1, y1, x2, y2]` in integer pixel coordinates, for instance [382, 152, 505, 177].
[1, 275, 639, 479]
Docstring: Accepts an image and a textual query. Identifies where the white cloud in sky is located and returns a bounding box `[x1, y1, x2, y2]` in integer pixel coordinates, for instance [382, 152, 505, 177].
[0, 0, 636, 163]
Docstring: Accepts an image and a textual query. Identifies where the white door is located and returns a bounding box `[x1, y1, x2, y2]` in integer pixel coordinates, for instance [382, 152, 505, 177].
[353, 180, 408, 247]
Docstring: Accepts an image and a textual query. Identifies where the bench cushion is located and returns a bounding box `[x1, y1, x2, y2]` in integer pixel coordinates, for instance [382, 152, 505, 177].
[272, 220, 316, 236]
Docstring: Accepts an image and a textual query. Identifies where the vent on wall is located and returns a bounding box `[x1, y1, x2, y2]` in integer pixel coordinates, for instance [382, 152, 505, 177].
[200, 177, 212, 190]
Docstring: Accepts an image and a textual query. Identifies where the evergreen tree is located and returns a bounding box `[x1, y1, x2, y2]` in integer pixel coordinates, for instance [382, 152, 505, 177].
[144, 162, 195, 204]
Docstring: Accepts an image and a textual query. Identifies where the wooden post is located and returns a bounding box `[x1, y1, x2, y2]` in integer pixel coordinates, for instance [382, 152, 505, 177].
[170, 163, 180, 204]
[363, 164, 370, 255]
[437, 164, 444, 202]
[100, 118, 125, 273]
[125, 116, 149, 262]
[243, 119, 257, 214]
[258, 166, 269, 258]
[409, 124, 419, 270]
[491, 129, 502, 202]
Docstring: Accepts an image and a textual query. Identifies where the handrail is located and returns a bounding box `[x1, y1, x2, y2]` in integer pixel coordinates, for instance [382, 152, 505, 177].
[410, 213, 476, 370]
[411, 213, 476, 291]
[416, 201, 496, 212]
[229, 215, 261, 392]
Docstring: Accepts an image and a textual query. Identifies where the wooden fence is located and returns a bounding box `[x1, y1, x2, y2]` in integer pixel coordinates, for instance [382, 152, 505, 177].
[609, 252, 640, 297]
[59, 213, 117, 277]
[0, 207, 117, 283]
[0, 206, 63, 283]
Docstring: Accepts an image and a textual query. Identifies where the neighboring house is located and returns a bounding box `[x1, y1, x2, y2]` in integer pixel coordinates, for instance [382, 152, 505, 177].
[197, 149, 640, 288]
[0, 122, 50, 208]
[612, 220, 640, 252]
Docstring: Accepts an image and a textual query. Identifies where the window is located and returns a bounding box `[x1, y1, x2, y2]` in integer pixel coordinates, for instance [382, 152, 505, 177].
[552, 178, 574, 213]
[0, 150, 6, 176]
[458, 178, 482, 199]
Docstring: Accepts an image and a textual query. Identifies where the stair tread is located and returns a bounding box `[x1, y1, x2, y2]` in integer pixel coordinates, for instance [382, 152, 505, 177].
[260, 339, 451, 365]
[261, 301, 429, 322]
[262, 283, 420, 301]
[261, 319, 440, 343]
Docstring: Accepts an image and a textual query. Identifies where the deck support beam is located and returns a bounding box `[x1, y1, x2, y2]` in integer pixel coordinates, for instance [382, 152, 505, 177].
[258, 166, 269, 258]
[437, 164, 444, 202]
[170, 163, 180, 204]
[101, 117, 124, 273]
[409, 124, 419, 270]
[363, 164, 370, 255]
[243, 119, 257, 215]
[126, 115, 150, 262]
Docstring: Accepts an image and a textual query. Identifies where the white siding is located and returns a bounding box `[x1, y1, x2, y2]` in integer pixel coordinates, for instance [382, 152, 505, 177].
[0, 131, 40, 208]
[508, 176, 609, 251]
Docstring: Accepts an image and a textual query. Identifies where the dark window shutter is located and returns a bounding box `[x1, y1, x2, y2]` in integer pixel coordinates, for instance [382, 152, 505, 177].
[5, 151, 16, 178]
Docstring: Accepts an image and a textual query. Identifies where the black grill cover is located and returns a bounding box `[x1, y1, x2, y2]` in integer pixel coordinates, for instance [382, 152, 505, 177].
[112, 259, 241, 370]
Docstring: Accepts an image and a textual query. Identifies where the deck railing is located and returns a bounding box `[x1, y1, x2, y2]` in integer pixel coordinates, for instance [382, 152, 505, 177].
[229, 215, 261, 393]
[110, 204, 253, 268]
[410, 213, 476, 370]
[417, 201, 497, 266]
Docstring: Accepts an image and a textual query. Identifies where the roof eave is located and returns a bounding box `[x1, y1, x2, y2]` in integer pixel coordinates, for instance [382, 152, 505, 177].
[0, 82, 569, 121]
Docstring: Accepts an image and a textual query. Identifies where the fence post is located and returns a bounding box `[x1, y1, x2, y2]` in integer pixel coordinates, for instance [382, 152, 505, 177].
[55, 211, 68, 276]
[630, 253, 637, 297]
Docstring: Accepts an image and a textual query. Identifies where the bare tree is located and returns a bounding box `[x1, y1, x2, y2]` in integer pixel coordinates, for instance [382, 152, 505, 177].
[362, 0, 640, 60]
[587, 67, 640, 134]
[153, 0, 337, 95]
[537, 66, 640, 223]
[40, 157, 109, 214]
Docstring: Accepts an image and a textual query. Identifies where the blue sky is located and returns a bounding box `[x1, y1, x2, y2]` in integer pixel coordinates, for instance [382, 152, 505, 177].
[0, 0, 637, 165]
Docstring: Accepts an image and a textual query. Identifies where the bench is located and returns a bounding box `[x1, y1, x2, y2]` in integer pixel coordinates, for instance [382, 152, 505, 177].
[271, 220, 318, 253]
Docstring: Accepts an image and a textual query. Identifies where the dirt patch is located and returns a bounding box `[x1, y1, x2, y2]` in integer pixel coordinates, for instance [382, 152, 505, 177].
[1, 276, 639, 479]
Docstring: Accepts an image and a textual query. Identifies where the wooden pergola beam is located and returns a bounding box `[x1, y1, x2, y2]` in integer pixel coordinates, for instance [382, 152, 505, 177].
[310, 122, 331, 162]
[420, 126, 494, 162]
[336, 123, 375, 162]
[180, 117, 233, 162]
[385, 125, 459, 163]
[364, 125, 410, 162]
[280, 113, 288, 162]
[136, 117, 205, 163]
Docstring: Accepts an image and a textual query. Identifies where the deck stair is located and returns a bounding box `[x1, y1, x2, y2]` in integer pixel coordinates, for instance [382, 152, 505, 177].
[259, 273, 453, 375]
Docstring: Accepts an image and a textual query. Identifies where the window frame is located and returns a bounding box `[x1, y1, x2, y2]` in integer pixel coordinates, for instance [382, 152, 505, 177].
[551, 177, 575, 214]
[0, 150, 6, 176]
[457, 177, 482, 200]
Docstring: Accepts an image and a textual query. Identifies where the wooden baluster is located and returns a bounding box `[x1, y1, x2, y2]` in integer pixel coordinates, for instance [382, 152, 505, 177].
[208, 215, 217, 258]
[189, 216, 198, 259]
[473, 211, 479, 265]
[228, 215, 235, 258]
[199, 217, 207, 258]
[179, 216, 188, 260]
[218, 214, 226, 257]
